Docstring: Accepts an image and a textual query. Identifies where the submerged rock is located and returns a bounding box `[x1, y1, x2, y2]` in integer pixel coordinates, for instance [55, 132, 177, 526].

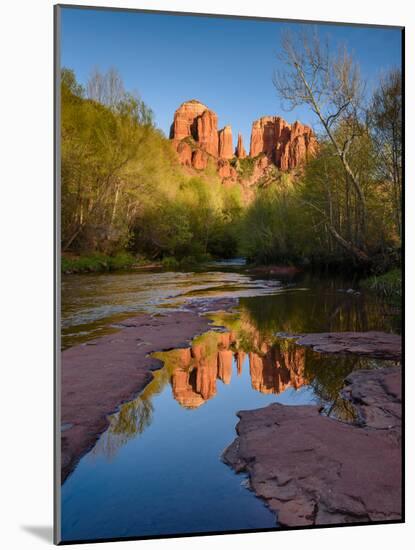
[223, 366, 402, 527]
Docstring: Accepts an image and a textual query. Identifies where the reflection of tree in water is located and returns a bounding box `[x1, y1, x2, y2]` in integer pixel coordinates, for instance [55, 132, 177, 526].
[304, 351, 399, 421]
[90, 366, 171, 460]
[238, 276, 401, 336]
[91, 301, 400, 460]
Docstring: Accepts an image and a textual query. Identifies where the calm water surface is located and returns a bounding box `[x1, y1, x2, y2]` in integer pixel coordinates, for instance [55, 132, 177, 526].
[61, 264, 400, 542]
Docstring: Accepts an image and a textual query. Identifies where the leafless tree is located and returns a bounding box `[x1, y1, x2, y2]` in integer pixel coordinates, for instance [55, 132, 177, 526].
[87, 67, 125, 107]
[369, 69, 402, 239]
[273, 29, 369, 261]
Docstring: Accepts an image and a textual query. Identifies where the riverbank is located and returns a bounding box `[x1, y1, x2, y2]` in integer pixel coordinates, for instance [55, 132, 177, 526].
[60, 297, 237, 483]
[61, 252, 140, 274]
[223, 337, 402, 527]
[361, 268, 402, 300]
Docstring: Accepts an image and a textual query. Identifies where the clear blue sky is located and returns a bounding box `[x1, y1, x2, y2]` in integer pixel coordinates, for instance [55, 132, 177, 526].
[60, 7, 402, 149]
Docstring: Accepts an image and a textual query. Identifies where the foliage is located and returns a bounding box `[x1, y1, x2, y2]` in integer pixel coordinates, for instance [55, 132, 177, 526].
[239, 103, 401, 269]
[239, 185, 305, 264]
[231, 156, 256, 179]
[61, 59, 402, 273]
[361, 269, 402, 298]
[61, 252, 137, 273]
[61, 68, 242, 263]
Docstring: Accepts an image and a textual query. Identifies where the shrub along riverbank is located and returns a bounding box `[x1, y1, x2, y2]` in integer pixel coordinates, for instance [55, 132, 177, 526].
[361, 269, 402, 299]
[61, 252, 138, 274]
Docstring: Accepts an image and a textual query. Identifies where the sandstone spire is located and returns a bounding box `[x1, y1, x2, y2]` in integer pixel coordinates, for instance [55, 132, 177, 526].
[235, 132, 247, 158]
[218, 125, 233, 159]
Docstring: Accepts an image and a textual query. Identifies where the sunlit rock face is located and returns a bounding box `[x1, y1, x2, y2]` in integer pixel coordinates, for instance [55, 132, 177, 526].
[170, 100, 236, 181]
[170, 99, 219, 159]
[169, 99, 209, 141]
[235, 132, 247, 159]
[218, 126, 233, 159]
[174, 140, 192, 167]
[171, 101, 317, 183]
[192, 149, 209, 170]
[250, 116, 317, 170]
[197, 109, 219, 156]
[218, 158, 237, 179]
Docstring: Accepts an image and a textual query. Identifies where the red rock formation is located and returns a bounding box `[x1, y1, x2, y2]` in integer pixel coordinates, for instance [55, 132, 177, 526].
[218, 126, 233, 159]
[174, 140, 192, 167]
[250, 116, 316, 171]
[217, 159, 237, 180]
[170, 100, 208, 141]
[235, 351, 245, 375]
[235, 133, 247, 158]
[249, 343, 306, 395]
[171, 100, 317, 180]
[197, 109, 219, 156]
[192, 149, 209, 170]
[217, 350, 233, 384]
[171, 367, 205, 409]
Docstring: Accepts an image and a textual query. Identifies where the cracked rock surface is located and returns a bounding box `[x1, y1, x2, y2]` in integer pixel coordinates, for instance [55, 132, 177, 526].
[223, 366, 402, 527]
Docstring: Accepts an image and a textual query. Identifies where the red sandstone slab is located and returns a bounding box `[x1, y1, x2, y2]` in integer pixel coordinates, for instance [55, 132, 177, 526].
[223, 366, 402, 527]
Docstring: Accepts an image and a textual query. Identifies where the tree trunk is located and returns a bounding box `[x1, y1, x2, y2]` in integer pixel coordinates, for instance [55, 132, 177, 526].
[326, 223, 370, 264]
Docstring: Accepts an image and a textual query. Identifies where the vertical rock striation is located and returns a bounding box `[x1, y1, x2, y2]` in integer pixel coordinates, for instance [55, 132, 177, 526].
[218, 125, 234, 159]
[170, 100, 317, 181]
[235, 133, 247, 158]
[250, 116, 317, 171]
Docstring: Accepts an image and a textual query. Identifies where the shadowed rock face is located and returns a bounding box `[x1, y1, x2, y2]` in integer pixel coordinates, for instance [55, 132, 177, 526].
[223, 361, 402, 527]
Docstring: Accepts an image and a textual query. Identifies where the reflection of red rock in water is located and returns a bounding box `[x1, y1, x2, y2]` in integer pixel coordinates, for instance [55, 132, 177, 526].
[195, 359, 218, 400]
[170, 331, 308, 409]
[217, 350, 233, 384]
[171, 101, 317, 182]
[172, 367, 205, 408]
[235, 351, 246, 375]
[249, 345, 306, 394]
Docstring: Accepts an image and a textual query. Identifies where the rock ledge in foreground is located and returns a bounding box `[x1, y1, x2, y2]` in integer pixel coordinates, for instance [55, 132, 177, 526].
[223, 366, 402, 527]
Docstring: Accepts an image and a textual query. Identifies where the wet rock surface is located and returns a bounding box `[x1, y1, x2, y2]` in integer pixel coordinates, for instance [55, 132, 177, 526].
[291, 331, 401, 360]
[61, 299, 236, 484]
[223, 365, 402, 527]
